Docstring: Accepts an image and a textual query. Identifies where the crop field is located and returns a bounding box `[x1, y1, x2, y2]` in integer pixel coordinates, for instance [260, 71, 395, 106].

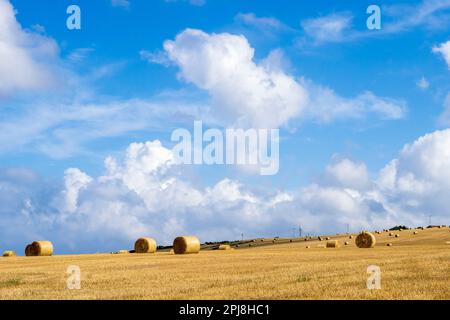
[0, 227, 449, 300]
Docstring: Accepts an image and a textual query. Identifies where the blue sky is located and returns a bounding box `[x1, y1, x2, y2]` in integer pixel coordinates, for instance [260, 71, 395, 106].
[1, 0, 450, 254]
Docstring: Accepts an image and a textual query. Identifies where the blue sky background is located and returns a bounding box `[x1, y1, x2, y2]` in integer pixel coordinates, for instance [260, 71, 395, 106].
[1, 0, 450, 253]
[5, 0, 448, 181]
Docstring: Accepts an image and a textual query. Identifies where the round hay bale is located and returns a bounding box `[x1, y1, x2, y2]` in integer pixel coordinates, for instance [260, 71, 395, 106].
[289, 239, 293, 243]
[25, 244, 35, 256]
[395, 234, 400, 238]
[31, 241, 53, 256]
[326, 240, 340, 248]
[387, 243, 393, 246]
[173, 236, 200, 254]
[349, 235, 353, 239]
[134, 237, 157, 253]
[355, 232, 376, 248]
[249, 243, 253, 247]
[260, 239, 264, 242]
[306, 246, 310, 249]
[389, 232, 394, 236]
[318, 236, 323, 241]
[218, 244, 231, 250]
[325, 237, 331, 240]
[413, 231, 418, 235]
[344, 241, 349, 246]
[2, 251, 16, 257]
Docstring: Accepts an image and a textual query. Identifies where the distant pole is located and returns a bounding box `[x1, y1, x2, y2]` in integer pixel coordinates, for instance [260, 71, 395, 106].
[299, 225, 302, 237]
[429, 215, 432, 226]
[241, 233, 244, 241]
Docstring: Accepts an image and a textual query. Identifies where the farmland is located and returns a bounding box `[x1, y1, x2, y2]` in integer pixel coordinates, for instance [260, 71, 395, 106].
[0, 227, 449, 300]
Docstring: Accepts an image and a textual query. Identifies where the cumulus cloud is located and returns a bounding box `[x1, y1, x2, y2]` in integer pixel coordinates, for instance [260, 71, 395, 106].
[0, 0, 58, 96]
[162, 29, 406, 128]
[2, 129, 450, 253]
[163, 28, 309, 128]
[378, 129, 450, 223]
[433, 40, 450, 69]
[322, 158, 371, 190]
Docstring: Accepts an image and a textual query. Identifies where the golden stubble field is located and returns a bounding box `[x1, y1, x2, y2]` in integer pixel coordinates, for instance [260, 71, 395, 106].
[1, 227, 449, 300]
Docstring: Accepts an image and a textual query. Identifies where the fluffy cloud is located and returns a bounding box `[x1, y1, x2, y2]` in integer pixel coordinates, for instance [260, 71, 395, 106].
[0, 0, 58, 96]
[161, 28, 406, 128]
[164, 28, 309, 128]
[322, 158, 371, 190]
[2, 129, 450, 253]
[433, 40, 450, 69]
[377, 129, 450, 224]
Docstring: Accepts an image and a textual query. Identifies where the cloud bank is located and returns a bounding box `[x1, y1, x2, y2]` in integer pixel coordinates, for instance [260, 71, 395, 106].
[1, 129, 449, 254]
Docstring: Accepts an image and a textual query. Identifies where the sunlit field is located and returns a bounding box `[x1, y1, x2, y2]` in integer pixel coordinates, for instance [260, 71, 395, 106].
[1, 227, 449, 300]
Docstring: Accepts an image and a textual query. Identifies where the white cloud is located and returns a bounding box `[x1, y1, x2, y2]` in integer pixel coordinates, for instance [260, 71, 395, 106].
[303, 81, 407, 122]
[163, 28, 309, 128]
[67, 48, 94, 63]
[298, 2, 450, 46]
[162, 29, 406, 128]
[377, 129, 450, 220]
[140, 49, 171, 66]
[301, 13, 353, 44]
[0, 97, 208, 158]
[0, 0, 59, 96]
[235, 13, 284, 30]
[416, 76, 430, 90]
[2, 129, 450, 253]
[323, 158, 371, 190]
[433, 40, 450, 69]
[383, 1, 450, 33]
[111, 0, 130, 8]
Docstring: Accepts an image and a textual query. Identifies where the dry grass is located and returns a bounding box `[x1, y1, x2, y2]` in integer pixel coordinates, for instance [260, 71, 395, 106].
[0, 227, 449, 300]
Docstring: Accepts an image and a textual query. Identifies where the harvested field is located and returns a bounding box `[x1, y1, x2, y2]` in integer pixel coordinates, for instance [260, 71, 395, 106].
[0, 227, 449, 299]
